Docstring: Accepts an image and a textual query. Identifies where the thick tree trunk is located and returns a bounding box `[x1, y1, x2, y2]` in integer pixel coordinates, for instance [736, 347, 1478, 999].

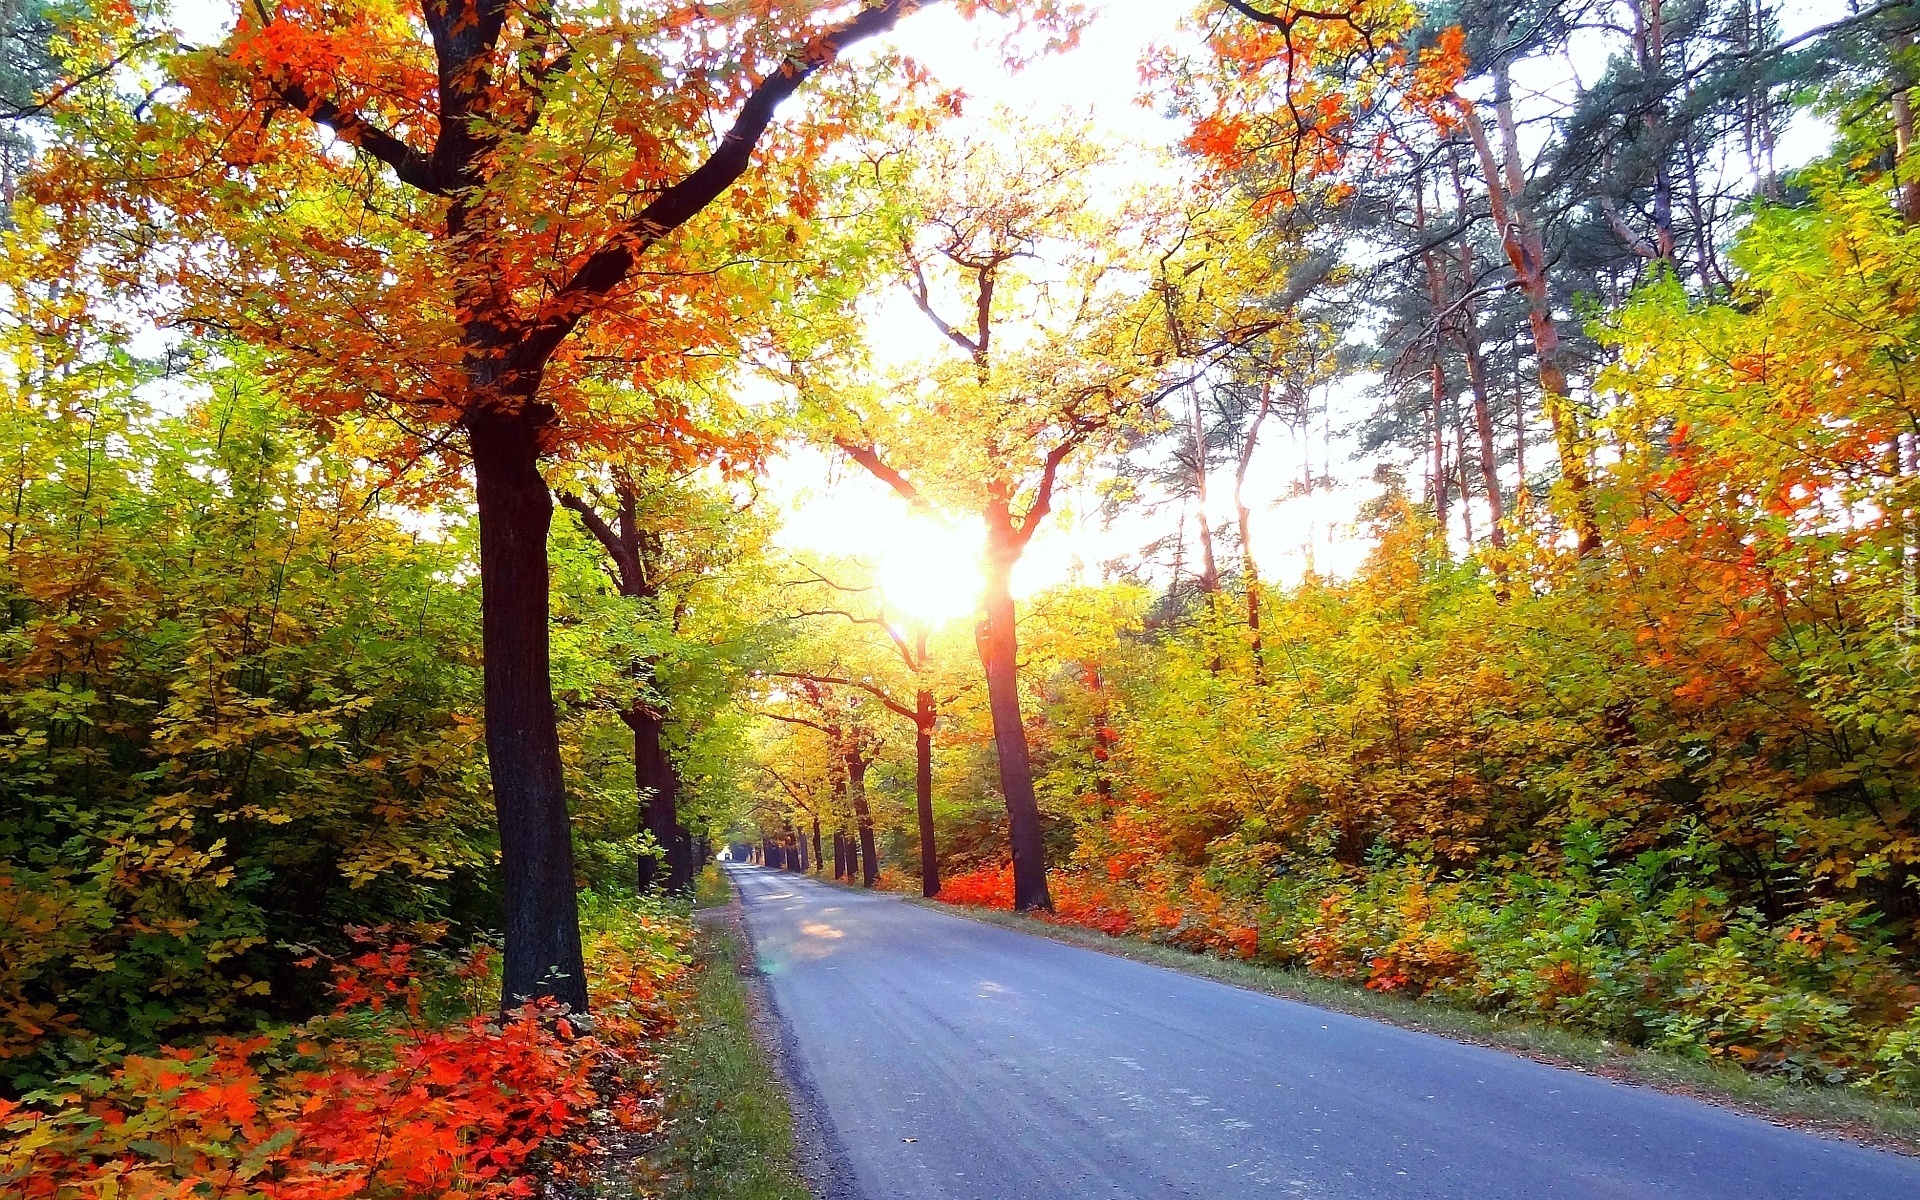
[915, 694, 939, 898]
[832, 830, 846, 880]
[468, 409, 587, 1012]
[812, 816, 823, 875]
[976, 552, 1052, 911]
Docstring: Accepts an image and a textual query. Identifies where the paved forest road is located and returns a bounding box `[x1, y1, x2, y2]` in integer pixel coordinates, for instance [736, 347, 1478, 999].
[726, 863, 1920, 1200]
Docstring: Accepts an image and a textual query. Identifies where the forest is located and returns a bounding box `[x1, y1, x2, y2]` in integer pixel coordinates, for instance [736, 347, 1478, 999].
[5, 0, 1920, 1193]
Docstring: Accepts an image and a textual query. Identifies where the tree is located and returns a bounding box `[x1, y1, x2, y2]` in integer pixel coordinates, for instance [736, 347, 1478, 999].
[0, 341, 495, 1081]
[37, 0, 1063, 1008]
[555, 463, 769, 893]
[758, 677, 888, 887]
[816, 116, 1193, 909]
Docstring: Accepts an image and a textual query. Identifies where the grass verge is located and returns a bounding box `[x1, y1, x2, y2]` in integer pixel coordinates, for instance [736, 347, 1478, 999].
[912, 895, 1920, 1156]
[641, 905, 810, 1200]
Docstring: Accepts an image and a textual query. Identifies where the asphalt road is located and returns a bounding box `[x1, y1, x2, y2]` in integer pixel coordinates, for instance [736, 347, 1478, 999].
[725, 863, 1920, 1200]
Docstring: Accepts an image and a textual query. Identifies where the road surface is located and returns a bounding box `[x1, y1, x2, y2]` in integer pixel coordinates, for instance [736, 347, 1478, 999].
[725, 863, 1920, 1199]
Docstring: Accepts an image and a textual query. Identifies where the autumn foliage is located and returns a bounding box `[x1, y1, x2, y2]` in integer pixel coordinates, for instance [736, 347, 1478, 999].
[0, 914, 689, 1198]
[908, 143, 1920, 1099]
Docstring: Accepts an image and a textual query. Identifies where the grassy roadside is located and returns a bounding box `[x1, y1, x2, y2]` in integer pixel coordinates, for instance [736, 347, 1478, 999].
[640, 869, 810, 1200]
[911, 895, 1920, 1155]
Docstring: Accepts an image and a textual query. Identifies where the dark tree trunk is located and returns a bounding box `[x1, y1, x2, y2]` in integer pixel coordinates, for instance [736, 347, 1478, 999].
[915, 693, 939, 898]
[832, 831, 845, 879]
[468, 408, 587, 1012]
[975, 553, 1052, 911]
[846, 752, 879, 888]
[629, 702, 683, 890]
[812, 816, 823, 874]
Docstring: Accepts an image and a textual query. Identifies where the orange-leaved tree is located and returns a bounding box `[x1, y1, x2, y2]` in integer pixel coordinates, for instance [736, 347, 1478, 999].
[33, 0, 1063, 1009]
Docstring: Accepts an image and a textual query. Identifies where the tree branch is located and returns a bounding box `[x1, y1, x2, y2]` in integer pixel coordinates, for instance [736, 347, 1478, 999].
[271, 80, 446, 195]
[770, 670, 916, 721]
[834, 438, 928, 508]
[1013, 439, 1078, 551]
[511, 0, 934, 377]
[556, 490, 642, 593]
[905, 240, 979, 356]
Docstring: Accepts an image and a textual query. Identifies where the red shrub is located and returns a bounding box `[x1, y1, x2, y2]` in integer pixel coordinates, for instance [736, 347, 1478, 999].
[937, 863, 1015, 910]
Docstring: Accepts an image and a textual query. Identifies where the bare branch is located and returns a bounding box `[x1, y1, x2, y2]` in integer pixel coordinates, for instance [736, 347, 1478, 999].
[271, 80, 446, 195]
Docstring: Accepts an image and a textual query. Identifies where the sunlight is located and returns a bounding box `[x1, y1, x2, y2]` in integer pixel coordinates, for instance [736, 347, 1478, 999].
[875, 516, 984, 631]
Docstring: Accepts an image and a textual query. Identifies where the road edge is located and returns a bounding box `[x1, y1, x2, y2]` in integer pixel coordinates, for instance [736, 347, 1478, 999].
[907, 894, 1920, 1158]
[721, 872, 865, 1200]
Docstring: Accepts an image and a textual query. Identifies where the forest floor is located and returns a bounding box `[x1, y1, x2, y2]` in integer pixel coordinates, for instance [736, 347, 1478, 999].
[915, 894, 1920, 1157]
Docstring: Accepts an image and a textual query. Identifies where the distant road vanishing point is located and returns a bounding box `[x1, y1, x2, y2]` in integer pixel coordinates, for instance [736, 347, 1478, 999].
[726, 863, 1920, 1200]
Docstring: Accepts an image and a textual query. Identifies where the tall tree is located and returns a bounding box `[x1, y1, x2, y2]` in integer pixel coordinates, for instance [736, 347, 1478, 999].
[818, 118, 1199, 910]
[40, 0, 1061, 1008]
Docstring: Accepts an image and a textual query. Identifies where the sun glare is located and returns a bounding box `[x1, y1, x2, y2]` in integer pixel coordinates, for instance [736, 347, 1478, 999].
[875, 517, 984, 630]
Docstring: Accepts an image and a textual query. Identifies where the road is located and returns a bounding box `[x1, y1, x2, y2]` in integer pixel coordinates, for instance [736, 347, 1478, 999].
[725, 863, 1920, 1200]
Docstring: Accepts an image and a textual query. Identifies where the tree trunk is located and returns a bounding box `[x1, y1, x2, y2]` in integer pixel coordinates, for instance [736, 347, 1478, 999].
[1234, 366, 1273, 683]
[1085, 662, 1116, 811]
[832, 830, 845, 880]
[1463, 75, 1601, 556]
[626, 701, 681, 892]
[1448, 149, 1507, 551]
[467, 407, 587, 1012]
[812, 816, 823, 875]
[1628, 0, 1676, 260]
[1459, 319, 1506, 548]
[1416, 186, 1451, 545]
[976, 549, 1052, 911]
[846, 751, 879, 888]
[1429, 356, 1450, 538]
[1893, 32, 1920, 223]
[916, 694, 940, 897]
[1189, 383, 1219, 593]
